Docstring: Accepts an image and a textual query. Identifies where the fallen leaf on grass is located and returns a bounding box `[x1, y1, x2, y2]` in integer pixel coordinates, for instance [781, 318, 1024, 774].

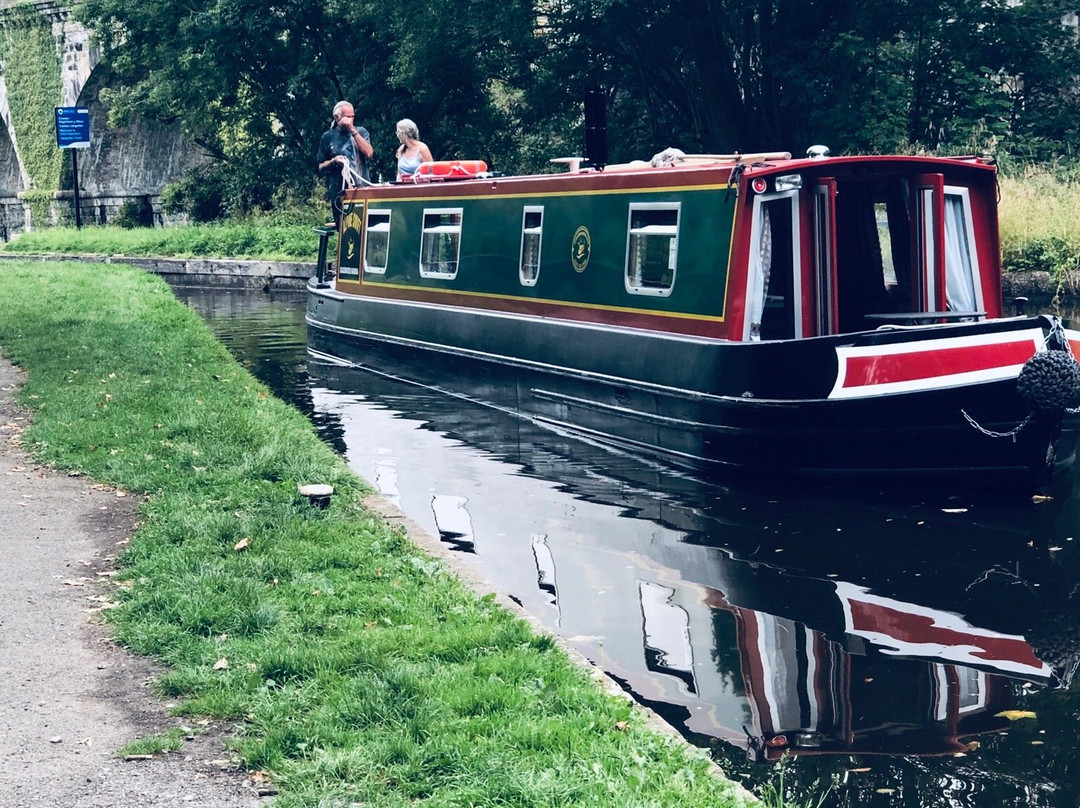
[213, 658, 229, 671]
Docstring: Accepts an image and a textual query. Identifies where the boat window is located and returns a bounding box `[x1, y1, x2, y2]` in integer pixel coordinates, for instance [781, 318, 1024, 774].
[364, 209, 391, 275]
[875, 202, 898, 288]
[833, 181, 911, 332]
[420, 208, 463, 279]
[943, 187, 983, 313]
[745, 195, 798, 341]
[625, 204, 679, 296]
[813, 181, 837, 335]
[519, 206, 543, 286]
[917, 187, 938, 309]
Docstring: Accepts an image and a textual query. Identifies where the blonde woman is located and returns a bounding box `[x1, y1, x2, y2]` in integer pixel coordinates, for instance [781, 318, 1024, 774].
[395, 119, 434, 181]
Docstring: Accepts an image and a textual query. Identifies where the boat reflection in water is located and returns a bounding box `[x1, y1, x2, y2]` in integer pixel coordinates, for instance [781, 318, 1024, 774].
[306, 357, 1080, 784]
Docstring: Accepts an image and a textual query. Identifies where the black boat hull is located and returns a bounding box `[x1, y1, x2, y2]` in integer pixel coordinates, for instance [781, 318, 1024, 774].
[307, 282, 1080, 489]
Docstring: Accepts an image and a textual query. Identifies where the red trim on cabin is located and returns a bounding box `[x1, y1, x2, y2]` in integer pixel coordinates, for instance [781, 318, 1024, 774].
[344, 164, 738, 202]
[966, 177, 1003, 318]
[334, 280, 729, 338]
[722, 179, 754, 338]
[840, 340, 1036, 388]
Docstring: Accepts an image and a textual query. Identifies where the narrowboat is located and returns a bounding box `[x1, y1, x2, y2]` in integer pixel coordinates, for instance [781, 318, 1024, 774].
[306, 147, 1080, 488]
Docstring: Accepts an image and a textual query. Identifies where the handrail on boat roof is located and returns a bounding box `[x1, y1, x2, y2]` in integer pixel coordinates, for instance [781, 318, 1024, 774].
[551, 149, 794, 174]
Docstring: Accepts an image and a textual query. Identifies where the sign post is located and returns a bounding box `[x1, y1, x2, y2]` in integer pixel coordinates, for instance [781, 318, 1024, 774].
[54, 107, 90, 228]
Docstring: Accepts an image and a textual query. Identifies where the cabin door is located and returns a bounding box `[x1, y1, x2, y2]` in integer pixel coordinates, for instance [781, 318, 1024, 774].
[913, 173, 947, 311]
[811, 178, 839, 335]
[744, 191, 802, 341]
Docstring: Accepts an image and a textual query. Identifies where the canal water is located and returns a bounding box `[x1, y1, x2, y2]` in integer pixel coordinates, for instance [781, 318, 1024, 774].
[176, 286, 1080, 807]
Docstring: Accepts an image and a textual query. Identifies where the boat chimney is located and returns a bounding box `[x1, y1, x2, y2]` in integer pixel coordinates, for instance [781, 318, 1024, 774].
[584, 88, 608, 170]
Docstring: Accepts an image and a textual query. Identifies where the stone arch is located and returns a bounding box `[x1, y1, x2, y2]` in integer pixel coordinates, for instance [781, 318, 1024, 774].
[0, 0, 208, 230]
[73, 64, 208, 199]
[0, 103, 22, 195]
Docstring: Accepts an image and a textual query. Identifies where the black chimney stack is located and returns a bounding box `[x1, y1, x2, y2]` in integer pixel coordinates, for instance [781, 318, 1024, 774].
[584, 88, 607, 169]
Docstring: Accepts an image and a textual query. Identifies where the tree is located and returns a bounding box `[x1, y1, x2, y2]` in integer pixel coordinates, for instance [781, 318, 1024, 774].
[79, 0, 1080, 217]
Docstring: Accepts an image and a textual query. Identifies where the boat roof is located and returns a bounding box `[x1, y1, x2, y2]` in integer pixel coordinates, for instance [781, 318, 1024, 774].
[351, 151, 997, 199]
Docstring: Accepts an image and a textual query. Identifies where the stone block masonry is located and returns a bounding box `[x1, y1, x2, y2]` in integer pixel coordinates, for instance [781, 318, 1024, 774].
[0, 0, 207, 237]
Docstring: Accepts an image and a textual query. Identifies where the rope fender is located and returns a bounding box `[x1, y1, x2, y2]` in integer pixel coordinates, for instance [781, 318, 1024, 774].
[964, 332, 1080, 441]
[1017, 349, 1080, 413]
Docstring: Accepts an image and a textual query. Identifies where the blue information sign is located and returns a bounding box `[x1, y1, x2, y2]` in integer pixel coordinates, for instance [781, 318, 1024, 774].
[55, 106, 90, 149]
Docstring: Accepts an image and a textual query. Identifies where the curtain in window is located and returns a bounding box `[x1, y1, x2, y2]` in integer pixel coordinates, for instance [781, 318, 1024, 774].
[746, 206, 772, 341]
[944, 195, 977, 312]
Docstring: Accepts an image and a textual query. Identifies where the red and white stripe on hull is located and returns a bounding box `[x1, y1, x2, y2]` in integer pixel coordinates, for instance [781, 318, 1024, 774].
[829, 328, 1046, 399]
[835, 582, 1052, 680]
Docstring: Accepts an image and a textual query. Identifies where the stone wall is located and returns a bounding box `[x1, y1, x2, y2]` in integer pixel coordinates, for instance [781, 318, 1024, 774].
[0, 194, 26, 241]
[0, 0, 205, 238]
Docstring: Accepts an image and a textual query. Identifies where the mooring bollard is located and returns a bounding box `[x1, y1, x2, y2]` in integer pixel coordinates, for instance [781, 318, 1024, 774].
[298, 483, 334, 509]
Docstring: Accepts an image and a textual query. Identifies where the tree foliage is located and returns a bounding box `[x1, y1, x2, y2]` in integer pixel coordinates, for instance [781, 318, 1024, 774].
[77, 0, 1080, 217]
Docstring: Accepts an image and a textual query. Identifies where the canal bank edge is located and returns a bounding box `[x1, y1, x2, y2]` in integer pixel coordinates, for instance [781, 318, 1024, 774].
[358, 492, 759, 801]
[0, 254, 312, 290]
[0, 252, 1074, 299]
[0, 303, 758, 804]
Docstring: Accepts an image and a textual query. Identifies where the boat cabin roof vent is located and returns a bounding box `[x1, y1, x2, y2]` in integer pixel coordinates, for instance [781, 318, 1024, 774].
[806, 145, 831, 159]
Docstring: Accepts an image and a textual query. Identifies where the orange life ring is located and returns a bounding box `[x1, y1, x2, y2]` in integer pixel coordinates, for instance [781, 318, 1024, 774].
[416, 160, 488, 178]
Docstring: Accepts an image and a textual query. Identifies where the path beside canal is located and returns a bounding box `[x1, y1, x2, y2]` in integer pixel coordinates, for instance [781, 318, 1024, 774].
[0, 357, 266, 807]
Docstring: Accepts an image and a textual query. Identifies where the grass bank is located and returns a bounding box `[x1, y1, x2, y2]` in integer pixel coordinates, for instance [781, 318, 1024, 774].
[998, 171, 1080, 281]
[0, 220, 318, 262]
[0, 259, 753, 808]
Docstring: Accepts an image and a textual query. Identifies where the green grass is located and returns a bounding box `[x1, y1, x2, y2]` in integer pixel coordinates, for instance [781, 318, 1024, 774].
[116, 728, 188, 758]
[0, 259, 754, 808]
[0, 221, 320, 262]
[998, 169, 1080, 282]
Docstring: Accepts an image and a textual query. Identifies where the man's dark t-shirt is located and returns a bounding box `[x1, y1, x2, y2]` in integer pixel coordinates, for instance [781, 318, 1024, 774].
[317, 125, 371, 205]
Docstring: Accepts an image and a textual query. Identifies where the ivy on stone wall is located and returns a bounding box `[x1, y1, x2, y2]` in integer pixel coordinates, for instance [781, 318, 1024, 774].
[0, 4, 64, 191]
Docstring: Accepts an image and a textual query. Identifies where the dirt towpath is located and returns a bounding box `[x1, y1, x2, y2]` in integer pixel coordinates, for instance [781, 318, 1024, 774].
[0, 357, 268, 808]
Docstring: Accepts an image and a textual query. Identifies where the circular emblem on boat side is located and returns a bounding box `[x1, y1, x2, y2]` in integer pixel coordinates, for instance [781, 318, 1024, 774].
[571, 226, 591, 272]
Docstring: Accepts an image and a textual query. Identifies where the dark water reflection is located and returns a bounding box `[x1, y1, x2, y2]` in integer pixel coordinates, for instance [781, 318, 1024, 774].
[176, 287, 1080, 807]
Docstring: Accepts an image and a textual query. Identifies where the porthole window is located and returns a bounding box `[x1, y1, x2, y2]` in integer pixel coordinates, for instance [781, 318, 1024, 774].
[625, 204, 679, 296]
[364, 209, 391, 274]
[420, 208, 463, 278]
[520, 206, 543, 286]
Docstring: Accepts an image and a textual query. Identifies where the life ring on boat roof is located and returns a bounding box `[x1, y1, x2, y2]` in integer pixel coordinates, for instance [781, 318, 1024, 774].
[414, 160, 488, 180]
